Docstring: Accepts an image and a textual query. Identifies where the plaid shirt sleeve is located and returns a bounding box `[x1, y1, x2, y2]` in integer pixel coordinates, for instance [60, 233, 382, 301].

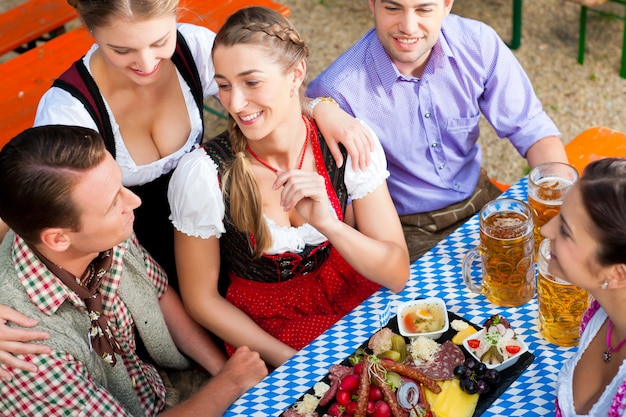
[0, 351, 134, 416]
[129, 234, 168, 298]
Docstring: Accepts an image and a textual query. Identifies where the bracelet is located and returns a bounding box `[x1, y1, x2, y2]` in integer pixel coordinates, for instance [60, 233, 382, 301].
[307, 96, 338, 116]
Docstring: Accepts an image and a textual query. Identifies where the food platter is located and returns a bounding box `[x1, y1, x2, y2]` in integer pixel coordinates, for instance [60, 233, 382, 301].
[282, 310, 535, 417]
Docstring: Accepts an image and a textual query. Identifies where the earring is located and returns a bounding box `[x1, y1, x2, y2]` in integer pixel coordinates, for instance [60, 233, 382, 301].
[601, 280, 609, 290]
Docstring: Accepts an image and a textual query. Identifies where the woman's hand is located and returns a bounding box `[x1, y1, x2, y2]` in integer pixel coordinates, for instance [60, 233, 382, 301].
[274, 170, 336, 232]
[312, 101, 374, 171]
[0, 305, 52, 380]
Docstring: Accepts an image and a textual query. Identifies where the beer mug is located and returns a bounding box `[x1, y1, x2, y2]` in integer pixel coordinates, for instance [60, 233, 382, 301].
[528, 162, 578, 255]
[537, 238, 588, 346]
[462, 198, 535, 307]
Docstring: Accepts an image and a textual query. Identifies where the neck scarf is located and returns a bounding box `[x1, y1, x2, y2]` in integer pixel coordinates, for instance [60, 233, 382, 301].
[31, 246, 122, 366]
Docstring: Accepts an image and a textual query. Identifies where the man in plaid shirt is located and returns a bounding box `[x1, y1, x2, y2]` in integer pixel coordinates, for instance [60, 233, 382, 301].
[0, 125, 267, 416]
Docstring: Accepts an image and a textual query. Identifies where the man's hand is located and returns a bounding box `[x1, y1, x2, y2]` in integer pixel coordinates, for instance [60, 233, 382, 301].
[158, 346, 268, 417]
[0, 305, 51, 380]
[216, 346, 268, 396]
[312, 101, 374, 171]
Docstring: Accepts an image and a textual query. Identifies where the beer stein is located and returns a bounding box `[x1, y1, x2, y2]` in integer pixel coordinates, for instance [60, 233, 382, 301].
[462, 199, 535, 307]
[537, 238, 589, 346]
[528, 162, 578, 255]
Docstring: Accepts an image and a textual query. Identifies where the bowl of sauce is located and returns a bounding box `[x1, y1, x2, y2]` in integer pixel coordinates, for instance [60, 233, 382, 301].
[397, 297, 449, 339]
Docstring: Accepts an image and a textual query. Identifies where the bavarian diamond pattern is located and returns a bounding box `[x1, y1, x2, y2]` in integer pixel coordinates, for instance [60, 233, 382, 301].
[225, 178, 575, 417]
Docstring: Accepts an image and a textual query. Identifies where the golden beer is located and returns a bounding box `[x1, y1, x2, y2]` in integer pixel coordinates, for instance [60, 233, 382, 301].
[528, 177, 574, 253]
[480, 211, 535, 306]
[528, 163, 578, 255]
[463, 199, 535, 307]
[537, 239, 588, 346]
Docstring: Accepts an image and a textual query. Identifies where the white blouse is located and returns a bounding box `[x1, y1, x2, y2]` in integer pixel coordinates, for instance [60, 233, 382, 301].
[33, 23, 219, 187]
[168, 122, 390, 254]
[556, 307, 626, 416]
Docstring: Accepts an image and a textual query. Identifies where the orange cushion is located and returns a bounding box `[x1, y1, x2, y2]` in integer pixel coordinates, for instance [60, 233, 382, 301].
[565, 126, 626, 175]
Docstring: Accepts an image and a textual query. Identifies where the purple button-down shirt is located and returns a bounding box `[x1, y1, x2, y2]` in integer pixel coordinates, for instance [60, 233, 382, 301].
[307, 14, 560, 216]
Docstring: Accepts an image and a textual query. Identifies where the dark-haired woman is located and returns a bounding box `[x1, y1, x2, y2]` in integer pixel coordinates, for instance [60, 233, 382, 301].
[542, 158, 626, 416]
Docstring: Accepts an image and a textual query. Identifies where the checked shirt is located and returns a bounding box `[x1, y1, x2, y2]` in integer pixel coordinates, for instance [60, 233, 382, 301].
[0, 234, 168, 417]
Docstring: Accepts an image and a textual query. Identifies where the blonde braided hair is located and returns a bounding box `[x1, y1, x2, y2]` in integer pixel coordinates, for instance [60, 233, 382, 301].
[213, 6, 309, 257]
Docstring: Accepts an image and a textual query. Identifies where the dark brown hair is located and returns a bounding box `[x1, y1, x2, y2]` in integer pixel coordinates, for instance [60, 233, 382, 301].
[0, 126, 107, 244]
[579, 158, 626, 265]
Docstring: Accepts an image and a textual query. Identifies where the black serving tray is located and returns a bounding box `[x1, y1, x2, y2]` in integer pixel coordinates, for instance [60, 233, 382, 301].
[283, 311, 534, 417]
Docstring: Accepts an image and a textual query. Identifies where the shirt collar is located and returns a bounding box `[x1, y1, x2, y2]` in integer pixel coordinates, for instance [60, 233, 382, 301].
[368, 26, 455, 93]
[12, 234, 128, 316]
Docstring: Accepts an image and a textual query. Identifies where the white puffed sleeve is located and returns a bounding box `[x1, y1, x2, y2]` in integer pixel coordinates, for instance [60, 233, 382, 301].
[344, 120, 390, 200]
[167, 148, 226, 239]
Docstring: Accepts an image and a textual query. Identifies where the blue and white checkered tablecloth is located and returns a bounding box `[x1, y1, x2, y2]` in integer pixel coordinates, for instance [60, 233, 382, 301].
[225, 177, 575, 417]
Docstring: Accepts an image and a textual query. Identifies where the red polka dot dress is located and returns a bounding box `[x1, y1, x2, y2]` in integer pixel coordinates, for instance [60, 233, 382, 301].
[203, 118, 382, 354]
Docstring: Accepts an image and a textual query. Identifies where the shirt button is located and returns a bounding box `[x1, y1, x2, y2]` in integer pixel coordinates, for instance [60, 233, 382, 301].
[454, 183, 460, 189]
[425, 112, 431, 118]
[431, 142, 437, 147]
[438, 163, 445, 169]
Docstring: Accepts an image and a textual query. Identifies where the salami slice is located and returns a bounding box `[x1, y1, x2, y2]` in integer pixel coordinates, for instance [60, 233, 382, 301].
[414, 340, 465, 380]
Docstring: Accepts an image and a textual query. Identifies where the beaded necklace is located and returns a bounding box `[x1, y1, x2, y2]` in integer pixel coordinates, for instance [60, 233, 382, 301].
[246, 115, 310, 173]
[603, 319, 626, 363]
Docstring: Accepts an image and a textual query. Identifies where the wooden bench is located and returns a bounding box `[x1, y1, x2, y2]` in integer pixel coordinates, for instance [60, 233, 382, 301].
[0, 0, 289, 148]
[0, 0, 78, 56]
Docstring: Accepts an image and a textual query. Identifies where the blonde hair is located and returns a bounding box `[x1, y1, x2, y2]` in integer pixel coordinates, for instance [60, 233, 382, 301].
[214, 6, 309, 257]
[67, 0, 178, 30]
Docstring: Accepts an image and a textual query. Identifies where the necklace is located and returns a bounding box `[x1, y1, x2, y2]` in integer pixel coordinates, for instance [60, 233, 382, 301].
[246, 115, 310, 173]
[603, 319, 626, 363]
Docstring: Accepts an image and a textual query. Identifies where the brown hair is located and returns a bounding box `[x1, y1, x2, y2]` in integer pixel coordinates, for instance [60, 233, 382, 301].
[67, 0, 178, 30]
[213, 6, 309, 257]
[579, 158, 626, 266]
[0, 126, 107, 244]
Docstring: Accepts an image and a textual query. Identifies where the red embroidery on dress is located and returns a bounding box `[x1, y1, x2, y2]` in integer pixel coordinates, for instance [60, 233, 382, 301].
[306, 117, 344, 222]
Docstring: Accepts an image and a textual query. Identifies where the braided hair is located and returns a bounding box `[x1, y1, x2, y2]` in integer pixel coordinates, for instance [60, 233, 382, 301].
[213, 6, 309, 257]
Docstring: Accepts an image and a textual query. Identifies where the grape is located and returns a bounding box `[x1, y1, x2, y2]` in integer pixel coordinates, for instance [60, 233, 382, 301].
[453, 365, 466, 377]
[464, 379, 479, 394]
[459, 377, 471, 392]
[476, 380, 490, 395]
[484, 369, 501, 385]
[456, 358, 502, 395]
[474, 362, 487, 376]
[463, 358, 477, 370]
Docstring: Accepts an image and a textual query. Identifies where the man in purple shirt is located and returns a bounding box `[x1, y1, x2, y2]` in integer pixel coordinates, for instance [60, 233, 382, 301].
[307, 0, 568, 261]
